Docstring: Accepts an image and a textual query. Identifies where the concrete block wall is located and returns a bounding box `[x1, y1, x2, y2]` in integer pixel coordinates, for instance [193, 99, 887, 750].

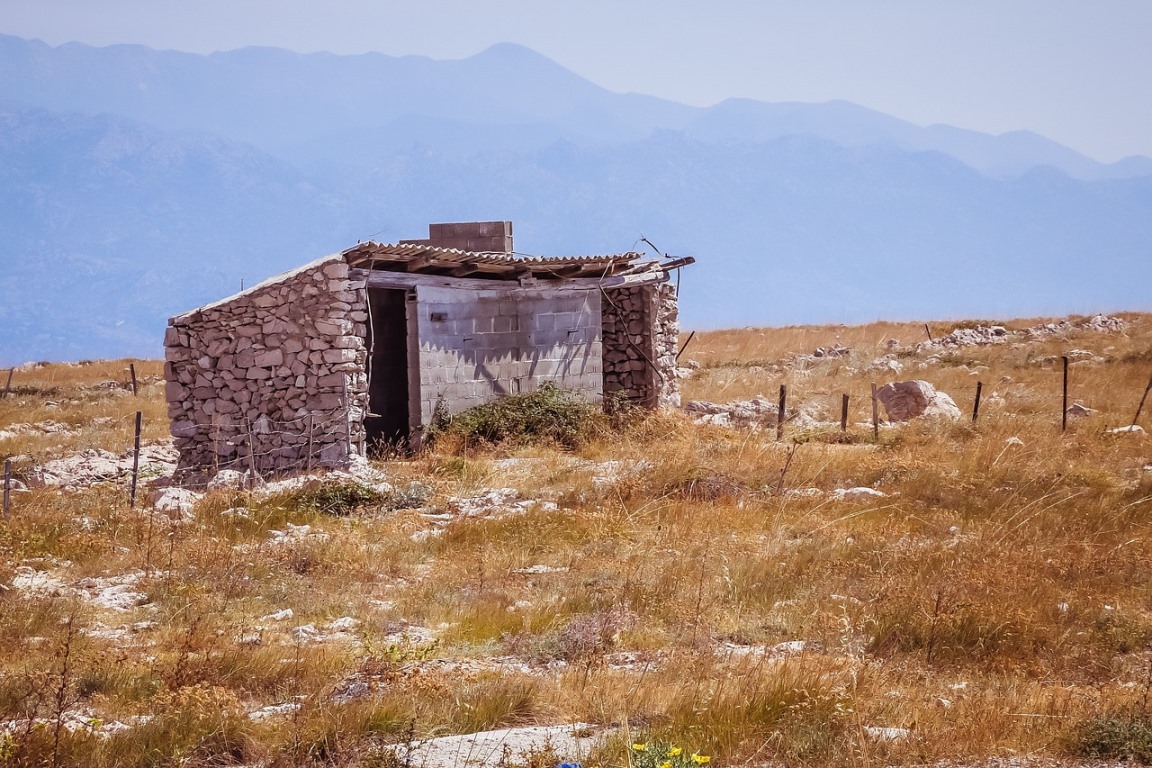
[602, 280, 681, 408]
[414, 284, 602, 425]
[401, 221, 513, 253]
[164, 256, 369, 475]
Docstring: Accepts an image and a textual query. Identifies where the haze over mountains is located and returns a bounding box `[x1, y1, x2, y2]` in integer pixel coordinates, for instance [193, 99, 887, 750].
[1, 33, 1150, 364]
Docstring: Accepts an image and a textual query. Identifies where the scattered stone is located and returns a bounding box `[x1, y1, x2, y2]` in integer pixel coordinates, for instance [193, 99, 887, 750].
[206, 469, 246, 490]
[10, 567, 70, 599]
[220, 506, 252, 520]
[831, 487, 888, 501]
[326, 616, 360, 632]
[248, 702, 301, 721]
[512, 564, 570, 575]
[268, 523, 330, 544]
[812, 344, 850, 358]
[1108, 425, 1145, 435]
[148, 487, 203, 519]
[444, 488, 556, 520]
[863, 726, 912, 741]
[0, 420, 79, 441]
[27, 442, 178, 490]
[684, 398, 780, 428]
[392, 723, 604, 768]
[261, 608, 294, 622]
[1066, 403, 1096, 418]
[10, 567, 150, 611]
[383, 624, 437, 646]
[875, 380, 962, 421]
[870, 356, 903, 373]
[77, 574, 150, 611]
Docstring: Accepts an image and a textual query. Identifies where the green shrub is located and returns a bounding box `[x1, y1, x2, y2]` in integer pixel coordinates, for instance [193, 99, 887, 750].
[1075, 713, 1152, 762]
[430, 383, 604, 450]
[288, 480, 383, 516]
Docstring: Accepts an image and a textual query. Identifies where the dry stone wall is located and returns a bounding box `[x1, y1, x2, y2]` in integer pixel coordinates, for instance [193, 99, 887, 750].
[602, 280, 680, 408]
[164, 256, 369, 475]
[651, 281, 681, 408]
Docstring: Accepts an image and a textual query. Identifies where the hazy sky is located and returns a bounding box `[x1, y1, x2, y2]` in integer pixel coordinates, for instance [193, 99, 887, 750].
[2, 0, 1150, 162]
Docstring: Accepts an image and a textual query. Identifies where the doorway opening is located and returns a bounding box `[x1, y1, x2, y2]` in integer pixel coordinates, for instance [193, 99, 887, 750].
[365, 288, 410, 455]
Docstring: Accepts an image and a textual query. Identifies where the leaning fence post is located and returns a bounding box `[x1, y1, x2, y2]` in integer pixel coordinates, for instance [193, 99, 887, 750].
[676, 331, 697, 362]
[1133, 374, 1152, 427]
[924, 323, 933, 343]
[129, 411, 142, 508]
[3, 458, 11, 519]
[246, 419, 257, 488]
[2, 368, 12, 399]
[871, 383, 880, 440]
[1061, 355, 1070, 433]
[129, 363, 138, 396]
[777, 384, 787, 441]
[841, 393, 849, 433]
[973, 381, 983, 423]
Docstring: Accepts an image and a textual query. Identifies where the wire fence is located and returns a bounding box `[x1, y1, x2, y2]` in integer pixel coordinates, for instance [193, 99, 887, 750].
[172, 408, 359, 482]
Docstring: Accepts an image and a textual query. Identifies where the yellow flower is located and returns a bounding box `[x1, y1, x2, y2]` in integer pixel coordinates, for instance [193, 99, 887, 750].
[660, 762, 672, 768]
[632, 743, 649, 752]
[691, 754, 711, 765]
[666, 747, 683, 757]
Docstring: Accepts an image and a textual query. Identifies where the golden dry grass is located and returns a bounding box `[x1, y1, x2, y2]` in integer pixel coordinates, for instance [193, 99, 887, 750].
[1, 315, 1151, 767]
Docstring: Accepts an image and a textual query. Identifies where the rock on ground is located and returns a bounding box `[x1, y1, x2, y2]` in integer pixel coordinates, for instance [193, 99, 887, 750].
[684, 398, 780, 428]
[28, 443, 178, 490]
[876, 381, 962, 422]
[393, 723, 604, 768]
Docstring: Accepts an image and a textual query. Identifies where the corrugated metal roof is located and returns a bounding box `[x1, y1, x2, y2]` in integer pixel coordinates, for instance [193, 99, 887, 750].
[342, 241, 668, 280]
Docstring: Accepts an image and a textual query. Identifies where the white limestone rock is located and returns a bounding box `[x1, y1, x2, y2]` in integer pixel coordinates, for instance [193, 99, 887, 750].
[875, 380, 962, 422]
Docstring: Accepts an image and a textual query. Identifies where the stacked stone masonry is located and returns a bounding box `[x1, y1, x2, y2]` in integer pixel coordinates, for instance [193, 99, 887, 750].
[601, 281, 680, 408]
[165, 256, 369, 474]
[166, 249, 682, 474]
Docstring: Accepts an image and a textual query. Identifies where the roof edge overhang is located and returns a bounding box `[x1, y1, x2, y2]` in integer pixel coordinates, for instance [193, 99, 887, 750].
[342, 241, 692, 281]
[169, 253, 344, 325]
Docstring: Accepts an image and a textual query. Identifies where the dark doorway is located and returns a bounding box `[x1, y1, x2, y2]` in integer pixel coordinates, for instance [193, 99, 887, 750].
[365, 288, 410, 454]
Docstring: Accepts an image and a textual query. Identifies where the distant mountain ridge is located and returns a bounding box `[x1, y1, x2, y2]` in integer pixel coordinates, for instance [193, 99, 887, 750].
[2, 34, 1148, 181]
[0, 34, 1149, 364]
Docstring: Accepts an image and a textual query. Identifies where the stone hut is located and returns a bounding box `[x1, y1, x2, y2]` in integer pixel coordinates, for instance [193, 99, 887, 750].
[164, 221, 692, 474]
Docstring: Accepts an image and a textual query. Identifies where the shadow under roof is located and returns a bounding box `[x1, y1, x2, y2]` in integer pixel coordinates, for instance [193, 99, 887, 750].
[342, 242, 692, 281]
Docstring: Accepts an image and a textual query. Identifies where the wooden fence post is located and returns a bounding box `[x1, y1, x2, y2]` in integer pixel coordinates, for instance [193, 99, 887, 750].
[1133, 374, 1152, 427]
[129, 363, 138, 396]
[306, 414, 315, 472]
[1061, 356, 1070, 433]
[676, 331, 697, 362]
[777, 384, 787, 441]
[841, 393, 849, 433]
[3, 459, 11, 520]
[246, 419, 257, 487]
[973, 381, 983, 423]
[2, 368, 12, 399]
[129, 411, 142, 508]
[871, 383, 880, 440]
[924, 323, 933, 343]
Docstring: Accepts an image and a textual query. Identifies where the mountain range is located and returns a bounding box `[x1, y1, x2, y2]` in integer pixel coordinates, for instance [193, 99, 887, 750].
[1, 33, 1150, 364]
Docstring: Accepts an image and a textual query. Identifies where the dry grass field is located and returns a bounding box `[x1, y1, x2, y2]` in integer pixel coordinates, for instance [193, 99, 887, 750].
[1, 313, 1151, 767]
